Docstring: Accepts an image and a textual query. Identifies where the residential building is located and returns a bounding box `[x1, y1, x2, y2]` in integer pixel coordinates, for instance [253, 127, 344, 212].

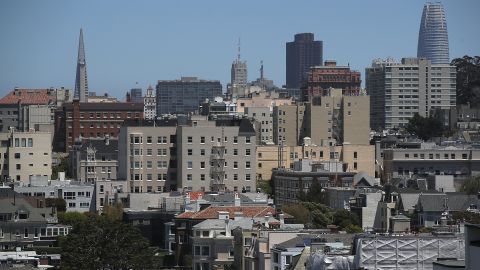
[156, 77, 222, 115]
[14, 177, 95, 212]
[236, 90, 293, 114]
[118, 119, 178, 193]
[417, 2, 449, 64]
[382, 144, 480, 186]
[0, 189, 71, 251]
[74, 28, 89, 102]
[244, 106, 273, 144]
[55, 100, 143, 151]
[0, 130, 51, 183]
[0, 88, 69, 132]
[144, 85, 156, 120]
[256, 143, 375, 181]
[286, 33, 323, 89]
[129, 88, 143, 103]
[302, 60, 361, 101]
[273, 89, 370, 146]
[366, 57, 456, 130]
[173, 205, 283, 268]
[70, 137, 118, 182]
[177, 117, 257, 192]
[95, 179, 128, 213]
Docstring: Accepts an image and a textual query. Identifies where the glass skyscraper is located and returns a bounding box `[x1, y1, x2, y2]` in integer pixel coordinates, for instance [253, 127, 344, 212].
[417, 2, 449, 64]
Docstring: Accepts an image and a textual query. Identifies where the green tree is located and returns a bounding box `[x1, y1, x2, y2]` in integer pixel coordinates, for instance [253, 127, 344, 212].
[297, 180, 324, 203]
[282, 204, 310, 225]
[406, 113, 444, 140]
[102, 203, 124, 221]
[462, 176, 480, 195]
[256, 180, 273, 196]
[451, 55, 480, 106]
[61, 215, 158, 270]
[332, 209, 360, 228]
[46, 198, 66, 212]
[58, 211, 87, 226]
[452, 211, 480, 224]
[52, 156, 70, 180]
[345, 224, 363, 233]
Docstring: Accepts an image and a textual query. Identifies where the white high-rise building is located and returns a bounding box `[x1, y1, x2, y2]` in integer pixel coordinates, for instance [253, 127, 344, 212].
[144, 85, 156, 120]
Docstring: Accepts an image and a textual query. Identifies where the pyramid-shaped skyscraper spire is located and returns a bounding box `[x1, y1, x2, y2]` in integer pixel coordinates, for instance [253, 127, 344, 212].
[74, 28, 89, 102]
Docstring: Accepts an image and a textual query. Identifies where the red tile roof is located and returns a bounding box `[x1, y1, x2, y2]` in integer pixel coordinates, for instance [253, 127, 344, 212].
[176, 206, 278, 220]
[187, 191, 204, 201]
[0, 89, 56, 105]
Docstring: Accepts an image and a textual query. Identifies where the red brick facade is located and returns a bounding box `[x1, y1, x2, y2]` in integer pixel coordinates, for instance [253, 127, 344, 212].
[55, 101, 143, 151]
[302, 60, 361, 101]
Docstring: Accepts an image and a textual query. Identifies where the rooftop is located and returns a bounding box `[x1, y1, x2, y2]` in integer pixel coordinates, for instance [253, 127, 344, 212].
[0, 88, 56, 105]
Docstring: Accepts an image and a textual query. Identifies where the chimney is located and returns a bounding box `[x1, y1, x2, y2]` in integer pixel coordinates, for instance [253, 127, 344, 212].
[225, 219, 231, 237]
[234, 192, 241, 207]
[185, 192, 191, 205]
[279, 213, 285, 225]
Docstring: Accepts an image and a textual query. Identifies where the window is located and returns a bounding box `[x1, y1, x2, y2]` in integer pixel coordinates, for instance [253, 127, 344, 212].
[258, 162, 262, 168]
[245, 149, 251, 156]
[233, 161, 238, 169]
[157, 136, 167, 144]
[354, 152, 358, 159]
[24, 228, 29, 238]
[157, 148, 167, 156]
[188, 136, 193, 143]
[146, 161, 152, 169]
[187, 174, 192, 181]
[187, 161, 193, 169]
[246, 161, 251, 169]
[146, 136, 152, 144]
[14, 153, 20, 159]
[200, 136, 205, 144]
[234, 149, 238, 156]
[200, 161, 205, 169]
[147, 149, 152, 156]
[245, 137, 251, 143]
[188, 149, 193, 156]
[234, 174, 238, 181]
[200, 149, 205, 156]
[27, 138, 33, 147]
[246, 174, 251, 181]
[68, 202, 76, 208]
[16, 164, 21, 170]
[147, 174, 152, 181]
[354, 162, 358, 170]
[200, 174, 205, 181]
[233, 136, 238, 143]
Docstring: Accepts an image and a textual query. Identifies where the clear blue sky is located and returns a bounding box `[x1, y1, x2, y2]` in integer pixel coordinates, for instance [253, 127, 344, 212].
[0, 0, 479, 98]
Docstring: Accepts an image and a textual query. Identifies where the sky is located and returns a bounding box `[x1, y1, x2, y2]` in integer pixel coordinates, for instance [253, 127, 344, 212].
[0, 0, 479, 99]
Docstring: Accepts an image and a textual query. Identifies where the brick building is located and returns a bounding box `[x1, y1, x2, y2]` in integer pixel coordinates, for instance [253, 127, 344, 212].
[302, 60, 361, 101]
[55, 100, 143, 151]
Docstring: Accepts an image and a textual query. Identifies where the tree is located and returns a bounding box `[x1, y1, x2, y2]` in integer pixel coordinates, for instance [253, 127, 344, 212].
[46, 198, 66, 212]
[451, 56, 480, 106]
[256, 180, 273, 196]
[451, 211, 480, 224]
[332, 209, 360, 228]
[61, 215, 159, 270]
[282, 204, 310, 225]
[345, 224, 363, 234]
[58, 211, 87, 226]
[405, 113, 444, 140]
[52, 156, 70, 180]
[462, 176, 480, 195]
[297, 180, 324, 203]
[102, 203, 124, 221]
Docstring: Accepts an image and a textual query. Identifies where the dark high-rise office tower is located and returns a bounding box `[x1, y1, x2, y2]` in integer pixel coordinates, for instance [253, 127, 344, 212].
[286, 33, 323, 89]
[74, 28, 89, 102]
[417, 2, 449, 64]
[130, 88, 143, 103]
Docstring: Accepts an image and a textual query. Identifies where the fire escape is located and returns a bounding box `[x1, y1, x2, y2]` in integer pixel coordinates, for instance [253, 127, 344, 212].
[210, 127, 226, 192]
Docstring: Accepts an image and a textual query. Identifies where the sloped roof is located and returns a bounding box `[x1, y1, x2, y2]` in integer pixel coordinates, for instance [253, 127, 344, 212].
[418, 194, 447, 212]
[353, 172, 374, 187]
[0, 89, 56, 105]
[446, 193, 480, 211]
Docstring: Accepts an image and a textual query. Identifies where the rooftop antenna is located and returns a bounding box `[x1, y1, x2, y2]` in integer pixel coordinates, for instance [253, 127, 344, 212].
[260, 60, 264, 80]
[237, 38, 241, 61]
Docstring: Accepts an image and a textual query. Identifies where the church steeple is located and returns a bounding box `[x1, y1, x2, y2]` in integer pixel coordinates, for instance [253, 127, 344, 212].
[74, 28, 89, 102]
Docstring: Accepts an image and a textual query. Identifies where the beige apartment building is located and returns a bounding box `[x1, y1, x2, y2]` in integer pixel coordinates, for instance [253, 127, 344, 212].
[118, 117, 257, 193]
[256, 143, 375, 181]
[118, 120, 178, 193]
[0, 130, 52, 182]
[273, 89, 370, 146]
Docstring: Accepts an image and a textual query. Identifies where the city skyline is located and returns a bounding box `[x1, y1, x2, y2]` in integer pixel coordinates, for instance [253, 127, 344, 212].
[0, 0, 479, 98]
